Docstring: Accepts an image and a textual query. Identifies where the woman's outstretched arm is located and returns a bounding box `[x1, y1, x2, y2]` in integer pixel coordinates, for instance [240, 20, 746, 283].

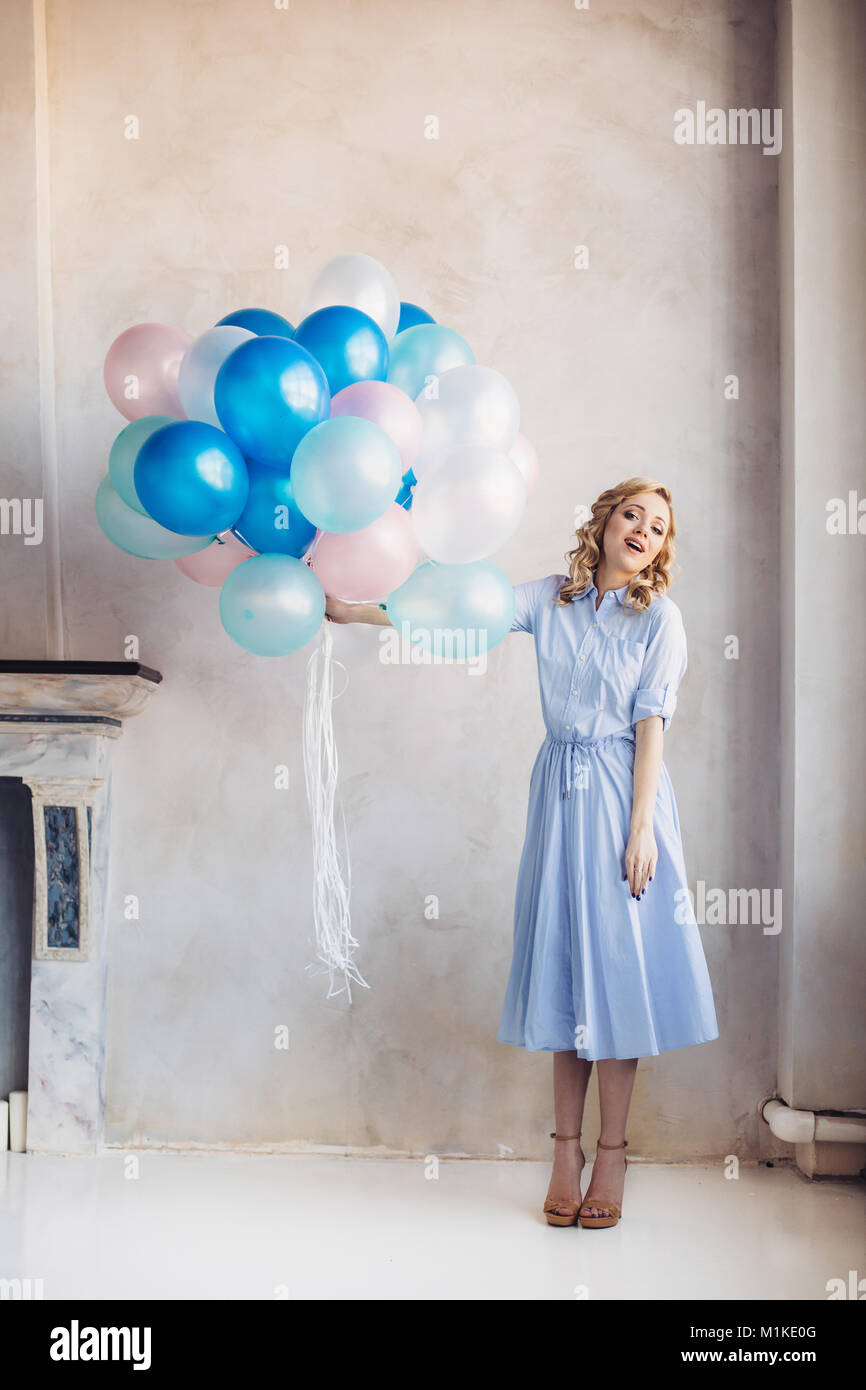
[324, 596, 392, 626]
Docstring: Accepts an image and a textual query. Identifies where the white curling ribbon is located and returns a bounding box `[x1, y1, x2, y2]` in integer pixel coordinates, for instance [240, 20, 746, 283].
[302, 621, 368, 1000]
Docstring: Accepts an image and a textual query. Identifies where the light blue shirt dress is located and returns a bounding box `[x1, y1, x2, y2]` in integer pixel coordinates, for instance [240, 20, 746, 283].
[497, 573, 719, 1060]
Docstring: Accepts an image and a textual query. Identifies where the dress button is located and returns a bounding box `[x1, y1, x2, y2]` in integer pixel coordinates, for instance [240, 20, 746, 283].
[578, 655, 585, 661]
[571, 689, 578, 695]
[564, 724, 571, 730]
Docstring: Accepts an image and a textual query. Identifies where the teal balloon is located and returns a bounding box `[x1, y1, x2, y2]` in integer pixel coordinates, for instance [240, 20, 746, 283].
[396, 302, 435, 334]
[232, 459, 316, 556]
[108, 415, 175, 515]
[219, 553, 325, 657]
[290, 416, 403, 533]
[386, 559, 515, 658]
[95, 474, 214, 560]
[216, 308, 294, 337]
[386, 324, 474, 400]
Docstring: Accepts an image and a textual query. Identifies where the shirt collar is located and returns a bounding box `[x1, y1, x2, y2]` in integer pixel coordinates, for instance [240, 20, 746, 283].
[572, 579, 629, 606]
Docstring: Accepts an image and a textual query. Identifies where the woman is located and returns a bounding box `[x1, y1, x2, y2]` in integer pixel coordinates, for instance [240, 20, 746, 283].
[324, 476, 718, 1230]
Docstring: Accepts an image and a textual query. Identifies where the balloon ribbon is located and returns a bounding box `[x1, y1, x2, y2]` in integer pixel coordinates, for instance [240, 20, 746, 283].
[302, 622, 368, 1000]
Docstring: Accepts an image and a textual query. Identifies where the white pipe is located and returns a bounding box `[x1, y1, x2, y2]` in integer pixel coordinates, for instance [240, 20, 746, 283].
[760, 1096, 866, 1146]
[9, 1092, 27, 1152]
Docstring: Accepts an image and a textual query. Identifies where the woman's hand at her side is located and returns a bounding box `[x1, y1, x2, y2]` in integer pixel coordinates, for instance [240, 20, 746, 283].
[627, 716, 662, 899]
[624, 822, 657, 900]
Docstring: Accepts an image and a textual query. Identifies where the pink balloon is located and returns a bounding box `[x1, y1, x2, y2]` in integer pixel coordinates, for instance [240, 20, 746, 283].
[310, 504, 420, 602]
[509, 432, 540, 499]
[173, 530, 256, 586]
[104, 322, 191, 421]
[330, 380, 422, 472]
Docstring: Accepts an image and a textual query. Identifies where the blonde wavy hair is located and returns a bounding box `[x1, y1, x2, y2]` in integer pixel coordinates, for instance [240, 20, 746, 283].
[556, 477, 677, 616]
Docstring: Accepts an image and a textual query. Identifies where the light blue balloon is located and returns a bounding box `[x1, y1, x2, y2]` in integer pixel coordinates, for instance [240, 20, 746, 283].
[385, 559, 515, 658]
[219, 553, 325, 657]
[386, 324, 474, 400]
[108, 415, 175, 515]
[95, 474, 214, 559]
[290, 416, 403, 533]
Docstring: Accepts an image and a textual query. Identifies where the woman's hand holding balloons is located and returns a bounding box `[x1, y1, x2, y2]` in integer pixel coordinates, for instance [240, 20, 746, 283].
[324, 596, 391, 626]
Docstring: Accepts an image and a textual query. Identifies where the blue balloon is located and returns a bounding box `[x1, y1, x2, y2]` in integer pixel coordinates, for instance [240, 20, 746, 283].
[396, 301, 435, 334]
[216, 308, 294, 337]
[386, 559, 515, 658]
[214, 335, 330, 470]
[395, 467, 416, 510]
[232, 459, 316, 557]
[219, 553, 324, 657]
[133, 421, 249, 536]
[293, 305, 389, 397]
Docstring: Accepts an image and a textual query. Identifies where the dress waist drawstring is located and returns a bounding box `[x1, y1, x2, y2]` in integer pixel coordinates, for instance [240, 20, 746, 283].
[547, 731, 635, 800]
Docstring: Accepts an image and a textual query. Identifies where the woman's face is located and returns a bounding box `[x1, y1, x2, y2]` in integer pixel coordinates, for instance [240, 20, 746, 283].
[604, 491, 670, 577]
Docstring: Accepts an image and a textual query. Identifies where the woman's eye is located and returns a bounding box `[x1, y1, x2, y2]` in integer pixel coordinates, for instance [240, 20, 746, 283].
[625, 508, 664, 535]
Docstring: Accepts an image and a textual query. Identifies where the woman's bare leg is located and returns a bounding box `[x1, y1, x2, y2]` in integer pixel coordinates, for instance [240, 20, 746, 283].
[546, 1051, 593, 1216]
[581, 1056, 638, 1217]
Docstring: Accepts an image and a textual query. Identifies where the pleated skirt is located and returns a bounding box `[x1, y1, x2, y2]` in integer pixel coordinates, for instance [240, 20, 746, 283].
[497, 731, 719, 1059]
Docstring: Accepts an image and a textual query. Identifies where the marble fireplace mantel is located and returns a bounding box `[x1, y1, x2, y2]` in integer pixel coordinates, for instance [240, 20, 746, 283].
[0, 661, 162, 1155]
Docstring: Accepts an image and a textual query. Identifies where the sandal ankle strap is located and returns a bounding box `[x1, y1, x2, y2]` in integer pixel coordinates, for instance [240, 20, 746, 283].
[596, 1138, 627, 1149]
[549, 1131, 582, 1140]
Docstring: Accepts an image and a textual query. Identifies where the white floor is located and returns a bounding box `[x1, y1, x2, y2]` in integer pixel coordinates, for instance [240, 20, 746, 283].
[1, 1150, 863, 1300]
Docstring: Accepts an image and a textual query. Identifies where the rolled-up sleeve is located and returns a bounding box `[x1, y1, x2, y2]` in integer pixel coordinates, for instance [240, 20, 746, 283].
[510, 576, 554, 634]
[631, 603, 687, 732]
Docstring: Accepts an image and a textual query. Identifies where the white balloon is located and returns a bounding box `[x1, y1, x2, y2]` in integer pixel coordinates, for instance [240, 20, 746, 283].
[411, 365, 520, 480]
[411, 443, 526, 563]
[178, 326, 255, 427]
[409, 396, 452, 479]
[299, 252, 400, 340]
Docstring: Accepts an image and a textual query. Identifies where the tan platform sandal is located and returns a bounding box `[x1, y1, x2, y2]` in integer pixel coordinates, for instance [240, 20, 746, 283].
[543, 1131, 584, 1227]
[578, 1138, 628, 1229]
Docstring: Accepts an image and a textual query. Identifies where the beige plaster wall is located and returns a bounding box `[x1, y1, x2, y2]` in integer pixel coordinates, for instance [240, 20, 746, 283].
[2, 0, 784, 1157]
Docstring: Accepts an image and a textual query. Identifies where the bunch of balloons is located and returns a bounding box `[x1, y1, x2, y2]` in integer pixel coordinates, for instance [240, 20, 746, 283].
[97, 252, 540, 657]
